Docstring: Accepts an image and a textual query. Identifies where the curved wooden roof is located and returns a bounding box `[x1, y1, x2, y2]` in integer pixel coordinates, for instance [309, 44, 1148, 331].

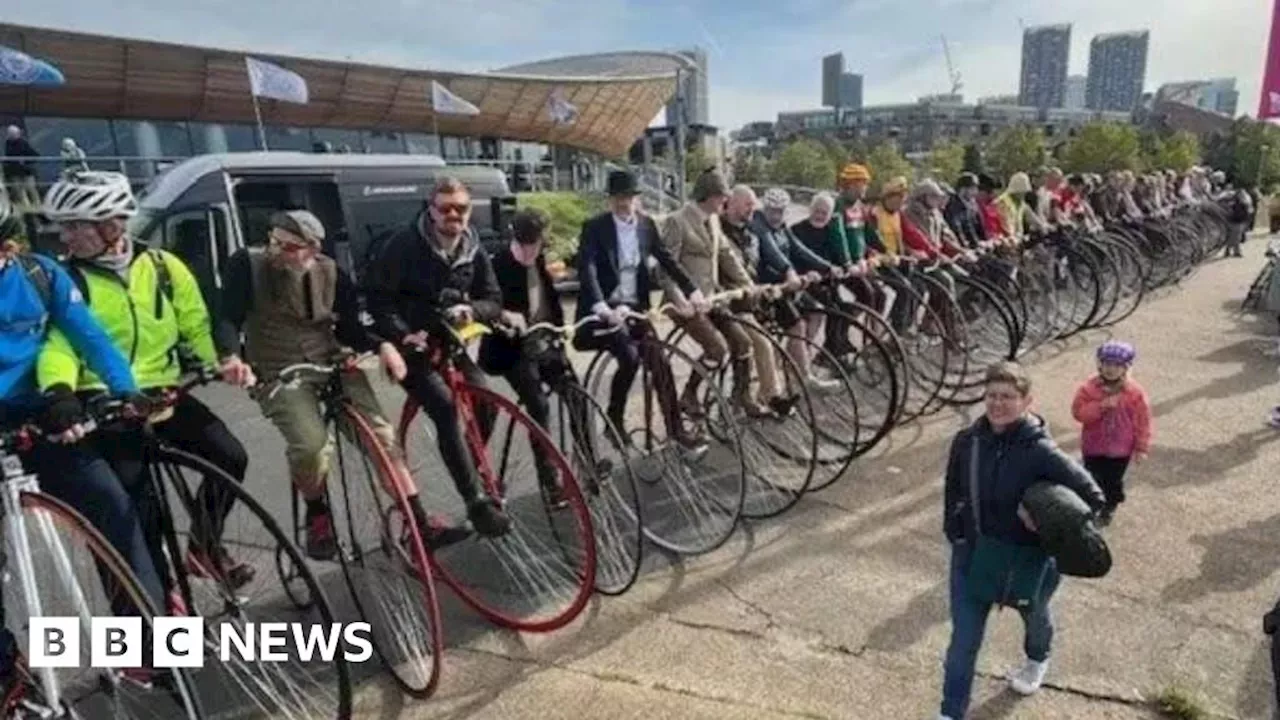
[0, 23, 680, 158]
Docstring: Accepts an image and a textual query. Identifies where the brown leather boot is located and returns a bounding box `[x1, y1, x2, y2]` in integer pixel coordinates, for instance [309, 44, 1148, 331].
[731, 357, 771, 418]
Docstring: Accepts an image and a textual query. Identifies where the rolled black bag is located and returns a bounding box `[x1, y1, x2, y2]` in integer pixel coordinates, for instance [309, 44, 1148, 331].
[1022, 482, 1112, 578]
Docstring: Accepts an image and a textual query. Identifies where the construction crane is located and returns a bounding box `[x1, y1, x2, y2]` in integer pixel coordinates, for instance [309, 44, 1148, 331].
[940, 34, 963, 96]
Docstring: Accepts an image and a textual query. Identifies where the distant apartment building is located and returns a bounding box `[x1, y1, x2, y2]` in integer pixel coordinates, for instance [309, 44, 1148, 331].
[1155, 78, 1239, 116]
[774, 99, 1130, 154]
[664, 48, 709, 126]
[1064, 75, 1087, 110]
[734, 121, 776, 144]
[1019, 24, 1071, 108]
[821, 52, 864, 111]
[1086, 31, 1149, 112]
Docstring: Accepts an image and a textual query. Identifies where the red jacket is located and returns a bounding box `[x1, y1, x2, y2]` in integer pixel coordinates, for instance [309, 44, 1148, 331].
[977, 198, 1007, 238]
[901, 217, 941, 258]
[1071, 375, 1152, 458]
[868, 206, 940, 258]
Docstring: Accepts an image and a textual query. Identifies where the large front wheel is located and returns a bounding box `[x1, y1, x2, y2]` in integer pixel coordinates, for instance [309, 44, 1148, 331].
[151, 447, 352, 719]
[399, 388, 596, 632]
[329, 407, 444, 698]
[546, 381, 644, 596]
[6, 491, 205, 720]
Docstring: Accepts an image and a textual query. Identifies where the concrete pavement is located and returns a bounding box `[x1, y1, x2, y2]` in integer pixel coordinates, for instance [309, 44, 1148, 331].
[198, 236, 1280, 719]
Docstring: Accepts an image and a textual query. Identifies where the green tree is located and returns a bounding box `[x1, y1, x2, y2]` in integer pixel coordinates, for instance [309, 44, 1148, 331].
[731, 149, 771, 184]
[962, 143, 985, 174]
[1151, 131, 1201, 172]
[684, 147, 715, 185]
[822, 137, 868, 175]
[928, 141, 966, 184]
[864, 142, 914, 195]
[1059, 122, 1142, 174]
[1211, 118, 1280, 188]
[985, 126, 1046, 179]
[770, 139, 837, 189]
[515, 192, 604, 263]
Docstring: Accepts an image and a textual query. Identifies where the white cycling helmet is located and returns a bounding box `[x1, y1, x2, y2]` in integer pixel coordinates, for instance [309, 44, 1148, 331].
[762, 187, 791, 210]
[44, 171, 138, 222]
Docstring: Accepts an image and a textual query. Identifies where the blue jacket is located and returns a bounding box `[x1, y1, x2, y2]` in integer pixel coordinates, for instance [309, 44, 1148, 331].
[751, 211, 832, 281]
[944, 414, 1104, 547]
[0, 254, 136, 410]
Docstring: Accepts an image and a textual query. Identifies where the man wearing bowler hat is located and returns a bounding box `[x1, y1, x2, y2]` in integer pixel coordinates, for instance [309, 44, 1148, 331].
[574, 170, 703, 446]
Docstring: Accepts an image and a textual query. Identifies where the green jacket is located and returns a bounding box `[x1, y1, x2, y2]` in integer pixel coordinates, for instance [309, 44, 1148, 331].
[832, 196, 872, 263]
[38, 246, 218, 391]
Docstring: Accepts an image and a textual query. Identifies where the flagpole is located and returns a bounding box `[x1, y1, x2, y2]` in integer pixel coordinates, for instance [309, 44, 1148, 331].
[251, 92, 270, 151]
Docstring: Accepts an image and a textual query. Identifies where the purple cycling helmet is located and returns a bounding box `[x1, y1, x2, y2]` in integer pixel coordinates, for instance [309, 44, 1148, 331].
[1096, 340, 1136, 365]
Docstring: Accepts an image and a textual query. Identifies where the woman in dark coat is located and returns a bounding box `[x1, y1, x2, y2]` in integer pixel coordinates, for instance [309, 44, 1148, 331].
[936, 362, 1105, 720]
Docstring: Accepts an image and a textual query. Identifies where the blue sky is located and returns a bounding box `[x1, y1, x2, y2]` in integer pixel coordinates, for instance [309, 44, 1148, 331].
[7, 0, 1275, 130]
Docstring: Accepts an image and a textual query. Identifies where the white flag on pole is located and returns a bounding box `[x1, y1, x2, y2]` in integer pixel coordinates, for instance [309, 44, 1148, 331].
[548, 88, 579, 126]
[245, 57, 309, 104]
[430, 80, 480, 116]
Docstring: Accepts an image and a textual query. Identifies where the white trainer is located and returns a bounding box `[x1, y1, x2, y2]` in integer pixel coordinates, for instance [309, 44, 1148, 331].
[1008, 658, 1049, 695]
[805, 373, 841, 391]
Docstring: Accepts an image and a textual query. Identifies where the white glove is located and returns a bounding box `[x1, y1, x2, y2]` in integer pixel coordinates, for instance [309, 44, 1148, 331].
[594, 303, 623, 326]
[687, 289, 710, 313]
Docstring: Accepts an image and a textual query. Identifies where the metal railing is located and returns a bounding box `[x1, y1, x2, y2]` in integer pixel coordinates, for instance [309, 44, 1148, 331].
[1, 154, 587, 197]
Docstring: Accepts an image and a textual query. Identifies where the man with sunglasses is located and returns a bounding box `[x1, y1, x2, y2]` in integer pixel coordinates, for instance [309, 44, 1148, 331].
[213, 210, 461, 559]
[364, 177, 512, 537]
[38, 170, 257, 593]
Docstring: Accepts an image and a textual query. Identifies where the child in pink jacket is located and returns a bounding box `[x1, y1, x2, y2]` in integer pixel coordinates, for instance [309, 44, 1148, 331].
[1071, 340, 1152, 526]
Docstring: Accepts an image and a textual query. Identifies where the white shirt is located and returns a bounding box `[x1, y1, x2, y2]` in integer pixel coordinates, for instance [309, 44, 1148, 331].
[611, 213, 641, 307]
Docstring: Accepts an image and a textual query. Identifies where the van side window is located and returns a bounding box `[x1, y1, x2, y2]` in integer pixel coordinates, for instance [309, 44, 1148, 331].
[162, 207, 231, 310]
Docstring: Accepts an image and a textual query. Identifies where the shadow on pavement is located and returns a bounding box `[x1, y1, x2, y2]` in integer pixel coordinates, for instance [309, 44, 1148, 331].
[862, 579, 948, 654]
[969, 687, 1022, 720]
[1238, 636, 1275, 720]
[1150, 338, 1279, 418]
[1143, 429, 1280, 488]
[1161, 512, 1280, 604]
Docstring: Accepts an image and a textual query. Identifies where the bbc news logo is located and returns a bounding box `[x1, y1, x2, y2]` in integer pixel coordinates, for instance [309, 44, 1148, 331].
[29, 618, 373, 668]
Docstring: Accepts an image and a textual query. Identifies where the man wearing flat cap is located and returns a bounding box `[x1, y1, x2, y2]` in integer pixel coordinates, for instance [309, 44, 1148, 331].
[658, 169, 771, 417]
[216, 209, 429, 561]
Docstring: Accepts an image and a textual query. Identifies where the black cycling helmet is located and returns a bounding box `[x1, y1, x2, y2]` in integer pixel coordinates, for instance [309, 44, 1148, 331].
[977, 173, 1001, 193]
[1067, 173, 1086, 187]
[955, 172, 978, 190]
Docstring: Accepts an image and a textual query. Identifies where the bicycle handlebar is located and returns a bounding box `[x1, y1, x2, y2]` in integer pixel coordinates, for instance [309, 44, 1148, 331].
[267, 353, 377, 401]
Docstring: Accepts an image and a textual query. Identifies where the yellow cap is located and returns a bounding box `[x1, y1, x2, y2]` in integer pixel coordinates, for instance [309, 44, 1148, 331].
[839, 163, 871, 184]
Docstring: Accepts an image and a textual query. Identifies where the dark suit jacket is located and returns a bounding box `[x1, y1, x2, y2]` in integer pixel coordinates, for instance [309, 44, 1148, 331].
[574, 211, 695, 322]
[478, 246, 564, 375]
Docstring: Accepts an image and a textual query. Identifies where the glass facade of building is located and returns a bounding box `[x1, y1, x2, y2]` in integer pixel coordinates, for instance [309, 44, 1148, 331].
[10, 116, 552, 183]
